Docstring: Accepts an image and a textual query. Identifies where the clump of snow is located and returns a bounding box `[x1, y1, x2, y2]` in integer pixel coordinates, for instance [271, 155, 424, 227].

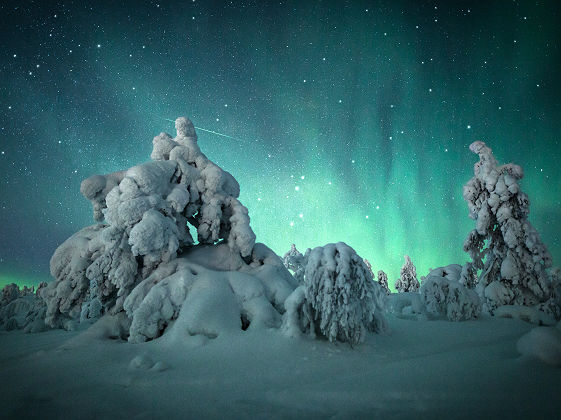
[463, 141, 558, 317]
[43, 117, 261, 331]
[282, 242, 386, 346]
[394, 255, 419, 293]
[517, 326, 561, 366]
[420, 265, 481, 321]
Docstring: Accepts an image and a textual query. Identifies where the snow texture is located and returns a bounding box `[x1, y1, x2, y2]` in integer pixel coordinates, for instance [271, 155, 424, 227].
[463, 141, 558, 317]
[394, 255, 419, 293]
[420, 265, 481, 321]
[494, 304, 556, 326]
[43, 117, 259, 329]
[283, 242, 386, 346]
[517, 324, 561, 366]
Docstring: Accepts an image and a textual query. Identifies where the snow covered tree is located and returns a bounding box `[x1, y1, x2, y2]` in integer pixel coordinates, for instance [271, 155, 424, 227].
[41, 117, 297, 339]
[395, 255, 419, 293]
[377, 270, 391, 295]
[463, 141, 558, 316]
[283, 244, 309, 284]
[420, 265, 481, 321]
[282, 242, 386, 346]
[0, 283, 48, 332]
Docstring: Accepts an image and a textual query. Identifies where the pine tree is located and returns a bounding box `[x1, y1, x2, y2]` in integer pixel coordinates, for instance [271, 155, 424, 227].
[395, 255, 419, 293]
[463, 141, 557, 315]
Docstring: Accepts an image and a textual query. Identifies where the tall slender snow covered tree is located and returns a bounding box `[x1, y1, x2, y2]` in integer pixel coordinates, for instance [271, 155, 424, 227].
[377, 270, 391, 295]
[395, 255, 419, 293]
[463, 141, 558, 316]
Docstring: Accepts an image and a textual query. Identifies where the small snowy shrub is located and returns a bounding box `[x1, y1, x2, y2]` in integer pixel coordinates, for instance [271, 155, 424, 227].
[283, 242, 386, 346]
[395, 255, 419, 293]
[463, 141, 558, 317]
[420, 265, 481, 321]
[377, 270, 391, 295]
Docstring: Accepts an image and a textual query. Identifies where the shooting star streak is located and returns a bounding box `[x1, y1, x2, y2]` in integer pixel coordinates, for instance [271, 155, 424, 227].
[161, 117, 250, 144]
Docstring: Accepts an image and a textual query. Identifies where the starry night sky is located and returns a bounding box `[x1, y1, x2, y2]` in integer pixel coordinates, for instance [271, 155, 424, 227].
[1, 0, 560, 289]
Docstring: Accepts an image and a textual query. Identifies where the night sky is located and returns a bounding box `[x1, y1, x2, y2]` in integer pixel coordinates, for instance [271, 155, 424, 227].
[1, 0, 560, 289]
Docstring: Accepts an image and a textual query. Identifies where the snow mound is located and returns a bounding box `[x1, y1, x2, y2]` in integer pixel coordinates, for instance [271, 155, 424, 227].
[124, 243, 296, 343]
[494, 304, 556, 326]
[282, 242, 387, 346]
[420, 265, 481, 321]
[517, 326, 561, 366]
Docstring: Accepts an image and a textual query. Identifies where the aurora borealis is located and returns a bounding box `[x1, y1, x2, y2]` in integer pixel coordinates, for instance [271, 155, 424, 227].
[1, 1, 560, 289]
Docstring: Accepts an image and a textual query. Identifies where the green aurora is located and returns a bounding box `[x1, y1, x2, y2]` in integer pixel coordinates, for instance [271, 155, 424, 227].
[1, 1, 560, 289]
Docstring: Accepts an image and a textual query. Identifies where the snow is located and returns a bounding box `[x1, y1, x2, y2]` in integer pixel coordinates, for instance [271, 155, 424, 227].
[517, 324, 561, 366]
[1, 314, 560, 418]
[420, 265, 481, 321]
[3, 124, 560, 417]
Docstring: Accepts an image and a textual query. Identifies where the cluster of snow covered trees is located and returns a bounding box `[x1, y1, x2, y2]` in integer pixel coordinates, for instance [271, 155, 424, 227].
[2, 125, 559, 345]
[1, 117, 390, 347]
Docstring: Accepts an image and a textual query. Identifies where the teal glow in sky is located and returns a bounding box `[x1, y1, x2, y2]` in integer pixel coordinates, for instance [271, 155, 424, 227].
[1, 0, 560, 288]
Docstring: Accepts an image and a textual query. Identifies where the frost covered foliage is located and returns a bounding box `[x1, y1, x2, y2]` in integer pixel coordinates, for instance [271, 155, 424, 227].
[463, 141, 558, 316]
[282, 242, 386, 346]
[44, 117, 258, 328]
[394, 255, 419, 293]
[0, 283, 48, 332]
[283, 244, 309, 284]
[377, 270, 391, 295]
[420, 265, 481, 321]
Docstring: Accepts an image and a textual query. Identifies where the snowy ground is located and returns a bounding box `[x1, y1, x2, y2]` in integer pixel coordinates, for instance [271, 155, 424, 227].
[1, 314, 559, 419]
